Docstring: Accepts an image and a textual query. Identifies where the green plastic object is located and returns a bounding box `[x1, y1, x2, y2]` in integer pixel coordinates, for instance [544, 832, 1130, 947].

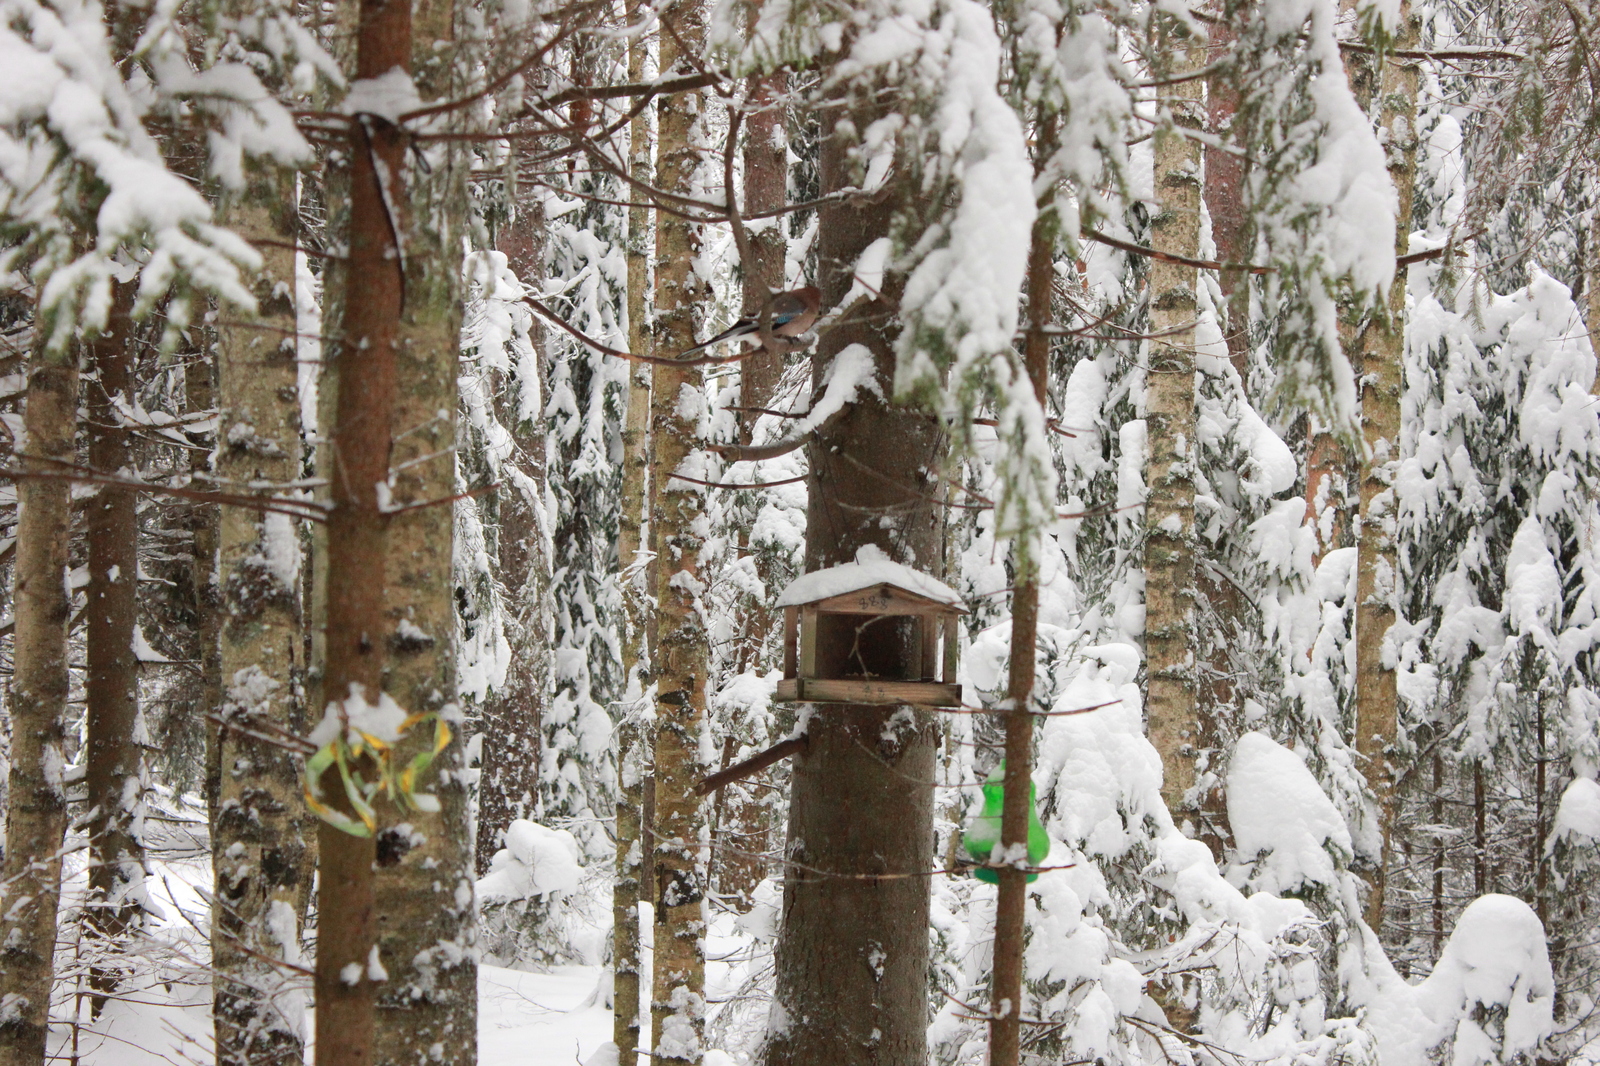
[963, 760, 1050, 884]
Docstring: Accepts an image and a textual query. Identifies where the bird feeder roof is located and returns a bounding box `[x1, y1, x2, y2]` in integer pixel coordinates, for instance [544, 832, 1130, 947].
[775, 545, 965, 613]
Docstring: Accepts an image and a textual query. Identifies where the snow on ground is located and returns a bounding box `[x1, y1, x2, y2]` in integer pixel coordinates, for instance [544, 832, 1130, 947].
[35, 796, 1584, 1066]
[51, 837, 619, 1066]
[479, 964, 611, 1066]
[48, 799, 763, 1066]
[46, 792, 218, 1066]
[64, 953, 614, 1066]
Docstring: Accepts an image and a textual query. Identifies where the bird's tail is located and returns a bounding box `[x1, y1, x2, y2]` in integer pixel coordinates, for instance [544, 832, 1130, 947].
[677, 321, 753, 358]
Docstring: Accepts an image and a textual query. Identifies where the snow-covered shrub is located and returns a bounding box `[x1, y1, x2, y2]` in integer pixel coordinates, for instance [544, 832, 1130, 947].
[477, 819, 590, 970]
[1395, 258, 1600, 1036]
[0, 0, 332, 347]
[541, 181, 626, 858]
[1362, 894, 1555, 1066]
[1227, 731, 1356, 898]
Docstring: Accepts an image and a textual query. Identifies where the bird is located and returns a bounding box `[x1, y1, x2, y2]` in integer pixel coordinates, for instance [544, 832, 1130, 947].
[678, 286, 822, 356]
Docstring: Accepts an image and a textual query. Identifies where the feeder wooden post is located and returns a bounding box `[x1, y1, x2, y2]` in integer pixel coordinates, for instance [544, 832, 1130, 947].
[783, 606, 798, 679]
[799, 607, 818, 680]
[943, 617, 958, 684]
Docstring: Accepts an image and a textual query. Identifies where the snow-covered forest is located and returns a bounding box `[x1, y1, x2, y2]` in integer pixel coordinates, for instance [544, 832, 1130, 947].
[0, 0, 1595, 1063]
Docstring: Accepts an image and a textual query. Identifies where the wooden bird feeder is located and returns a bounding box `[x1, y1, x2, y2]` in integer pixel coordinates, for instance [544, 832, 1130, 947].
[774, 551, 966, 707]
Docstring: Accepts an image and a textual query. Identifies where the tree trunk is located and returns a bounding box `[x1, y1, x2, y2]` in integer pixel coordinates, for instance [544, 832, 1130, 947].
[649, 7, 710, 1062]
[1430, 752, 1444, 959]
[1204, 16, 1250, 379]
[211, 176, 309, 1066]
[311, 1, 410, 1060]
[737, 63, 789, 444]
[372, 0, 477, 1058]
[192, 353, 223, 824]
[615, 23, 653, 1062]
[83, 280, 143, 1010]
[1305, 3, 1391, 572]
[1195, 14, 1252, 757]
[763, 82, 943, 1066]
[1533, 697, 1549, 930]
[707, 45, 794, 909]
[0, 325, 80, 1066]
[1473, 764, 1486, 895]
[1353, 8, 1419, 932]
[989, 112, 1056, 1066]
[1144, 20, 1206, 839]
[1586, 217, 1600, 385]
[1302, 430, 1354, 564]
[614, 393, 649, 1059]
[477, 202, 551, 877]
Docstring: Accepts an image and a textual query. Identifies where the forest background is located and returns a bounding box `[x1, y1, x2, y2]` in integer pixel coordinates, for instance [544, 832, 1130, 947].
[0, 0, 1595, 1064]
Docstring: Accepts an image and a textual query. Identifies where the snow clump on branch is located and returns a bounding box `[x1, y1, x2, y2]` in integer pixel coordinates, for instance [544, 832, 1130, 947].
[0, 0, 331, 348]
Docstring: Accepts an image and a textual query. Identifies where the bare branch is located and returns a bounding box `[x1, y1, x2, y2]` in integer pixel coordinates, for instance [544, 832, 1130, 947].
[698, 735, 808, 795]
[0, 456, 327, 521]
[1085, 228, 1272, 275]
[668, 472, 808, 490]
[523, 295, 770, 367]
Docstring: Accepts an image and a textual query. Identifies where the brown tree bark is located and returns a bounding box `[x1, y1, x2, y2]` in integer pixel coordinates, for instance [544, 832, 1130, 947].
[1303, 429, 1354, 564]
[1194, 7, 1252, 750]
[371, 0, 477, 1058]
[0, 323, 80, 1066]
[705, 42, 794, 911]
[1586, 218, 1600, 384]
[1204, 16, 1251, 379]
[83, 280, 142, 1010]
[1473, 764, 1486, 895]
[989, 111, 1056, 1066]
[1430, 753, 1444, 957]
[1353, 7, 1419, 932]
[708, 42, 794, 910]
[614, 23, 653, 1064]
[737, 64, 789, 444]
[477, 201, 550, 877]
[1304, 2, 1382, 568]
[650, 7, 711, 1062]
[473, 182, 550, 877]
[311, 1, 410, 1060]
[1144, 21, 1207, 839]
[763, 77, 944, 1066]
[471, 562, 546, 873]
[470, 12, 553, 878]
[192, 352, 223, 824]
[211, 176, 309, 1066]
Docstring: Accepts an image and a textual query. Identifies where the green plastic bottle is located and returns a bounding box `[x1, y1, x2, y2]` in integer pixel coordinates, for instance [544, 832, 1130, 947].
[963, 760, 1050, 884]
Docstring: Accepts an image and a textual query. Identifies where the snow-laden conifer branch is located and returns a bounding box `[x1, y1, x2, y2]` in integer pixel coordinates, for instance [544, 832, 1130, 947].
[0, 0, 331, 348]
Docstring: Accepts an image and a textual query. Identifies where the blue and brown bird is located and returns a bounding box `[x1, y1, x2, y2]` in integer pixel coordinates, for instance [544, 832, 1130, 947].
[679, 286, 822, 356]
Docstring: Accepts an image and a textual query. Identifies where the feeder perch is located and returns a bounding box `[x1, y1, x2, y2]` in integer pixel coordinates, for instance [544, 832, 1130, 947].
[774, 546, 966, 708]
[963, 761, 1049, 884]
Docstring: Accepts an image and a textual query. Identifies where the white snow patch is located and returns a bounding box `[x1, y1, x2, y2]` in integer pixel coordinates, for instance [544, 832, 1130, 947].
[261, 511, 301, 588]
[1226, 731, 1352, 893]
[1552, 777, 1600, 844]
[478, 819, 585, 902]
[343, 67, 422, 123]
[777, 543, 962, 608]
[308, 684, 412, 748]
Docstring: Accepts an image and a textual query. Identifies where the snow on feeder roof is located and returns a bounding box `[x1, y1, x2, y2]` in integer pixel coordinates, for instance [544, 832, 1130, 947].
[775, 545, 965, 708]
[775, 544, 965, 612]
